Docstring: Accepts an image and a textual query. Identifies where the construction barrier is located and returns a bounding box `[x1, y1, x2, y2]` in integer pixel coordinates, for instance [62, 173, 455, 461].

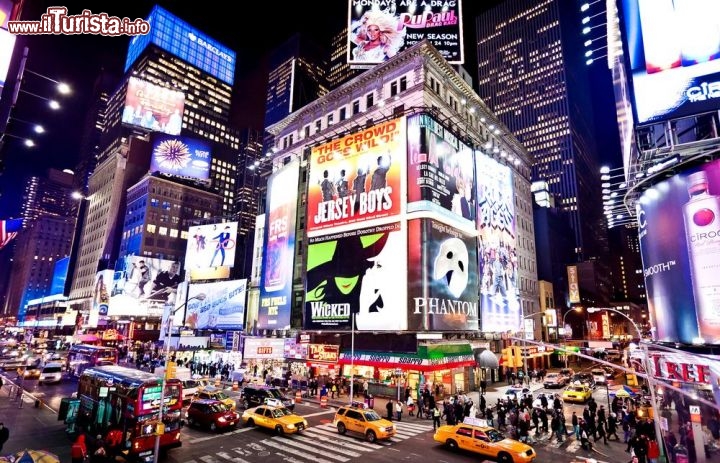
[232, 381, 239, 391]
[320, 396, 328, 408]
[295, 390, 302, 404]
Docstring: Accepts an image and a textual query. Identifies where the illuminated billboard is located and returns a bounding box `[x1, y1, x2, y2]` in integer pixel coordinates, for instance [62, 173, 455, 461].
[307, 118, 405, 235]
[476, 153, 520, 332]
[407, 114, 475, 227]
[175, 279, 247, 330]
[184, 222, 238, 270]
[407, 218, 479, 331]
[109, 256, 181, 317]
[347, 0, 464, 65]
[258, 161, 300, 331]
[50, 257, 70, 296]
[150, 134, 211, 180]
[90, 270, 114, 327]
[122, 77, 185, 135]
[636, 159, 720, 345]
[621, 0, 720, 124]
[305, 222, 406, 331]
[0, 29, 15, 89]
[125, 5, 236, 85]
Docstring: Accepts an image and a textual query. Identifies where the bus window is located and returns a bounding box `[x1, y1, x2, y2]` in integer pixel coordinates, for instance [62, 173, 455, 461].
[66, 344, 118, 377]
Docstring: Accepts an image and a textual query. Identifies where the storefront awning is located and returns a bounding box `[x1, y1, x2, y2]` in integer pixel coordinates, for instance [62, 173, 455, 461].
[75, 334, 99, 343]
[474, 349, 499, 369]
[339, 351, 476, 372]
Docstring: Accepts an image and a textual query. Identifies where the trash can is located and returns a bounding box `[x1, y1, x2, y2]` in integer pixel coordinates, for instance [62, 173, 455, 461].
[365, 395, 374, 409]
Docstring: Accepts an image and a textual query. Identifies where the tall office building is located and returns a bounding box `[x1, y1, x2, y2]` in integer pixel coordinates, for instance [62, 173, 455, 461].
[476, 0, 607, 263]
[327, 28, 362, 90]
[20, 168, 77, 228]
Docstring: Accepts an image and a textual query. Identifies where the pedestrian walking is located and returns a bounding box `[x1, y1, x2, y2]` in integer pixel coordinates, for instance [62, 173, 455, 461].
[407, 395, 415, 416]
[432, 406, 442, 430]
[0, 423, 9, 453]
[386, 400, 394, 421]
[71, 434, 88, 463]
[395, 401, 403, 421]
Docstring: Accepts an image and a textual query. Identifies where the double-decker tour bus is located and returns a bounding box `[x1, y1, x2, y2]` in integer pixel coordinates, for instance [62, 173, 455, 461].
[70, 365, 182, 461]
[66, 344, 118, 377]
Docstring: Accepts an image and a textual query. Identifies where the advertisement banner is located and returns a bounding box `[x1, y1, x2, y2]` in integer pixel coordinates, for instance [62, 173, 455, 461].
[179, 279, 247, 330]
[89, 270, 114, 328]
[407, 114, 475, 227]
[243, 337, 286, 359]
[109, 256, 182, 316]
[304, 222, 407, 331]
[307, 344, 340, 363]
[258, 161, 300, 331]
[567, 265, 580, 304]
[0, 29, 15, 88]
[307, 118, 405, 234]
[184, 222, 238, 270]
[347, 0, 464, 65]
[407, 218, 479, 331]
[476, 152, 520, 332]
[621, 0, 720, 124]
[150, 134, 212, 180]
[545, 308, 558, 327]
[121, 77, 185, 135]
[636, 160, 720, 344]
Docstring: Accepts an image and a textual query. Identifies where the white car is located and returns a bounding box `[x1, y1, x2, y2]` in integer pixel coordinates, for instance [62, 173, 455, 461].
[591, 368, 607, 385]
[263, 397, 285, 408]
[181, 379, 200, 403]
[38, 362, 63, 385]
[504, 386, 531, 401]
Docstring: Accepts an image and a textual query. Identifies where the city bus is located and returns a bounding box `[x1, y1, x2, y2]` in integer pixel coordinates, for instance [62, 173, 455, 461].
[66, 344, 118, 377]
[73, 365, 182, 461]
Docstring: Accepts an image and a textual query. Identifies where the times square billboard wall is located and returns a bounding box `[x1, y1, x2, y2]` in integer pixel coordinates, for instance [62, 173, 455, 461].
[476, 153, 521, 333]
[636, 159, 720, 345]
[150, 134, 211, 180]
[258, 160, 300, 331]
[122, 77, 185, 135]
[347, 0, 464, 66]
[184, 222, 238, 271]
[621, 0, 720, 125]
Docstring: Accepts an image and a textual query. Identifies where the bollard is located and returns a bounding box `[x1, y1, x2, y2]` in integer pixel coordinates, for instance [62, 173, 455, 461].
[295, 390, 302, 405]
[320, 396, 328, 408]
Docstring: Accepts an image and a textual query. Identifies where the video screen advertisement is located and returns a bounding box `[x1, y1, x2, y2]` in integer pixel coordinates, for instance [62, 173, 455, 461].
[109, 256, 182, 317]
[258, 160, 300, 331]
[175, 279, 247, 330]
[305, 222, 407, 331]
[150, 134, 211, 180]
[307, 118, 405, 235]
[347, 0, 463, 65]
[407, 113, 475, 228]
[621, 0, 720, 124]
[636, 159, 720, 345]
[407, 218, 479, 331]
[121, 77, 185, 135]
[89, 270, 114, 327]
[476, 153, 521, 332]
[184, 222, 238, 270]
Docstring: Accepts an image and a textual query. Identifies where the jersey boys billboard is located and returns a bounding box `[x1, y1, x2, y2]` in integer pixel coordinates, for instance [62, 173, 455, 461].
[304, 222, 407, 331]
[347, 0, 464, 65]
[307, 118, 405, 235]
[407, 218, 479, 331]
[259, 161, 300, 331]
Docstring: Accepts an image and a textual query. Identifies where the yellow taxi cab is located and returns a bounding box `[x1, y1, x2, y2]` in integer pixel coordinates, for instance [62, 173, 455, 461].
[434, 422, 535, 463]
[194, 386, 237, 410]
[333, 404, 395, 443]
[241, 405, 308, 435]
[562, 384, 593, 403]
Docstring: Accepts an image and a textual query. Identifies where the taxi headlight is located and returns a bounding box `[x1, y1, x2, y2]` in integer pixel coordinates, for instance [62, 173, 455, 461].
[286, 423, 295, 429]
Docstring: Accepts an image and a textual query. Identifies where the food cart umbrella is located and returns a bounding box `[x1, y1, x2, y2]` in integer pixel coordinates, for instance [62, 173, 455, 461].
[10, 449, 60, 463]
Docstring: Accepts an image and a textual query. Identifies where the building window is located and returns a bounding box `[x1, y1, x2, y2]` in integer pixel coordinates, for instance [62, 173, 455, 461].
[400, 76, 407, 92]
[327, 113, 334, 125]
[390, 81, 398, 97]
[159, 227, 168, 236]
[339, 107, 347, 121]
[304, 125, 310, 137]
[169, 229, 179, 238]
[146, 224, 156, 233]
[315, 120, 322, 133]
[352, 100, 360, 115]
[366, 93, 374, 108]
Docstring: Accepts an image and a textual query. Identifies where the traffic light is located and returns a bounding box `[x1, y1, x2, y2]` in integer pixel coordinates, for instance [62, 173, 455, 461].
[165, 361, 177, 380]
[513, 346, 523, 369]
[501, 348, 513, 367]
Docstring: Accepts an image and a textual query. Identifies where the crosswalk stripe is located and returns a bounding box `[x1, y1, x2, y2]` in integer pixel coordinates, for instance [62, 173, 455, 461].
[391, 431, 414, 439]
[392, 422, 434, 432]
[567, 440, 582, 453]
[289, 434, 363, 457]
[214, 451, 251, 463]
[199, 456, 222, 463]
[304, 426, 385, 449]
[266, 436, 350, 462]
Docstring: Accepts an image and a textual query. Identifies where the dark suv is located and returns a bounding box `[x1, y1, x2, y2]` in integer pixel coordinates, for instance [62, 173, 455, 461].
[241, 385, 295, 410]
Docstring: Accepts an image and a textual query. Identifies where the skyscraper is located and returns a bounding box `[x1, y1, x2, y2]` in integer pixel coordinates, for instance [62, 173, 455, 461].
[476, 0, 607, 263]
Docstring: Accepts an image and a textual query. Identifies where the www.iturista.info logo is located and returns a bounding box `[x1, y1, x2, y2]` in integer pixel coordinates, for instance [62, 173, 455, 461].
[8, 7, 150, 36]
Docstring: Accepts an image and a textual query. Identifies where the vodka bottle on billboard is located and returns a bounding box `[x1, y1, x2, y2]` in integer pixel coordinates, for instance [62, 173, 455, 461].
[264, 172, 292, 293]
[683, 170, 720, 342]
[638, 0, 682, 74]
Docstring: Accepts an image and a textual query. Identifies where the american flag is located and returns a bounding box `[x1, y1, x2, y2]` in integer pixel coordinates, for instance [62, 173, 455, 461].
[0, 218, 22, 250]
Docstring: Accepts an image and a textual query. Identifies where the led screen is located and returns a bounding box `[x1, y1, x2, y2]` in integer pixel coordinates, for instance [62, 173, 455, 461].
[347, 0, 464, 65]
[258, 161, 300, 331]
[407, 113, 475, 227]
[407, 218, 479, 331]
[0, 29, 15, 89]
[636, 159, 720, 345]
[476, 153, 520, 332]
[304, 222, 407, 331]
[621, 0, 720, 124]
[109, 256, 181, 316]
[184, 222, 238, 270]
[90, 270, 114, 327]
[122, 77, 185, 135]
[50, 257, 69, 296]
[307, 118, 405, 235]
[150, 134, 211, 180]
[125, 5, 236, 85]
[176, 279, 247, 330]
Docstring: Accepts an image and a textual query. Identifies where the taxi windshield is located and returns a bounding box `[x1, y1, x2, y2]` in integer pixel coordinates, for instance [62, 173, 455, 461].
[487, 429, 505, 442]
[364, 410, 382, 421]
[214, 391, 229, 400]
[571, 386, 585, 392]
[271, 408, 292, 418]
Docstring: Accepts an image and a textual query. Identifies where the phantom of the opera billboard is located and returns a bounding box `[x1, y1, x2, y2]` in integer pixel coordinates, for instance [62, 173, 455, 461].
[407, 218, 479, 331]
[184, 222, 238, 270]
[150, 134, 212, 181]
[258, 160, 300, 331]
[108, 256, 182, 317]
[476, 153, 521, 333]
[121, 77, 185, 135]
[637, 159, 720, 345]
[347, 0, 464, 65]
[304, 222, 407, 331]
[407, 113, 475, 227]
[306, 118, 405, 235]
[173, 279, 247, 330]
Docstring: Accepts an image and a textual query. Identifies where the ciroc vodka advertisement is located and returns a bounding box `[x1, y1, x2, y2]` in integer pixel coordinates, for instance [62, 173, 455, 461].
[637, 159, 720, 344]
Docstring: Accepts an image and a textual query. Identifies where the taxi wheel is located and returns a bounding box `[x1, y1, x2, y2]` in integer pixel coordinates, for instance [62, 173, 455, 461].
[446, 439, 458, 450]
[275, 425, 285, 436]
[366, 430, 377, 443]
[498, 452, 513, 463]
[246, 418, 255, 427]
[337, 423, 347, 435]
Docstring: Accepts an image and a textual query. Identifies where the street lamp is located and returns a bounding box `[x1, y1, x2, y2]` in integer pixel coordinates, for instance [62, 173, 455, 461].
[153, 292, 206, 463]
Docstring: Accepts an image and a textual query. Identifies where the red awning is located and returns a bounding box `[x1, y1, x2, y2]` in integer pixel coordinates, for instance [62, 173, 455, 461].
[76, 334, 99, 343]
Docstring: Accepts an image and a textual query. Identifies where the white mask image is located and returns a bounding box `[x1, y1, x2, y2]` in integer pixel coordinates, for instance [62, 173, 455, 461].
[433, 237, 469, 298]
